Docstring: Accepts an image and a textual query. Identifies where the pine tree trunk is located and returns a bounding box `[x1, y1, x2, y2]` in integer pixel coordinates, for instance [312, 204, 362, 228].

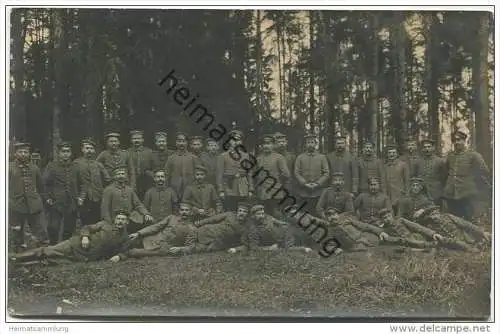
[369, 13, 379, 148]
[425, 13, 441, 153]
[473, 12, 492, 168]
[390, 13, 407, 148]
[308, 11, 315, 129]
[10, 9, 27, 140]
[52, 9, 63, 157]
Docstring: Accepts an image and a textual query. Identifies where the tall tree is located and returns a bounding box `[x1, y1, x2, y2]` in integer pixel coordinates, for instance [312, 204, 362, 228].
[425, 12, 441, 152]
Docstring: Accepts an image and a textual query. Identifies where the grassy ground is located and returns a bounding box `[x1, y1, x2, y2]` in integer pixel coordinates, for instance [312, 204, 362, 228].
[8, 246, 491, 319]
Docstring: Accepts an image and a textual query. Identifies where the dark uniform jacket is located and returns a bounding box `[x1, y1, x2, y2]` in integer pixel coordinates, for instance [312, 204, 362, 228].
[143, 186, 178, 221]
[357, 156, 387, 194]
[326, 151, 359, 194]
[96, 149, 135, 186]
[74, 157, 111, 203]
[402, 153, 422, 178]
[354, 192, 392, 223]
[195, 212, 244, 248]
[9, 161, 45, 214]
[216, 151, 254, 197]
[294, 152, 330, 198]
[73, 221, 130, 261]
[182, 182, 220, 214]
[444, 150, 490, 200]
[378, 217, 437, 241]
[165, 151, 200, 197]
[316, 188, 355, 218]
[255, 152, 291, 200]
[43, 160, 79, 213]
[384, 159, 409, 206]
[199, 151, 218, 185]
[275, 149, 296, 188]
[398, 194, 435, 220]
[241, 215, 294, 249]
[127, 146, 155, 179]
[417, 155, 447, 201]
[137, 215, 196, 250]
[324, 214, 383, 249]
[152, 149, 173, 171]
[101, 183, 149, 223]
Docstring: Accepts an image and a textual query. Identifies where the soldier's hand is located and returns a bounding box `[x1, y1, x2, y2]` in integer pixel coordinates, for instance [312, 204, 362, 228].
[227, 248, 237, 254]
[248, 191, 253, 198]
[81, 236, 90, 249]
[169, 247, 182, 255]
[219, 192, 225, 199]
[144, 214, 154, 223]
[129, 233, 140, 241]
[304, 247, 313, 253]
[46, 198, 54, 206]
[198, 208, 206, 215]
[194, 220, 203, 228]
[433, 233, 444, 241]
[109, 255, 121, 263]
[413, 209, 424, 220]
[379, 232, 389, 241]
[268, 244, 279, 251]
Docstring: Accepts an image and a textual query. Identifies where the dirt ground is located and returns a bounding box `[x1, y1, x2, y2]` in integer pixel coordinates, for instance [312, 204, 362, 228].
[7, 246, 491, 319]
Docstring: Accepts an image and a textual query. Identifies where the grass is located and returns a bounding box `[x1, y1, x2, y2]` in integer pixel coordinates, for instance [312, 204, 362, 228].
[7, 246, 491, 319]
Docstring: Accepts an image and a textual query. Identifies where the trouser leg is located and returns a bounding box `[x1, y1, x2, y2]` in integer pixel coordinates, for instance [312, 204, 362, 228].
[9, 211, 26, 251]
[81, 200, 101, 226]
[26, 211, 49, 246]
[127, 248, 172, 258]
[47, 210, 63, 244]
[62, 211, 78, 240]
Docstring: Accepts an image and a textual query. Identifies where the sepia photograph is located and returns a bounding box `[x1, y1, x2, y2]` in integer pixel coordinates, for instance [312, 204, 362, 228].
[5, 5, 494, 320]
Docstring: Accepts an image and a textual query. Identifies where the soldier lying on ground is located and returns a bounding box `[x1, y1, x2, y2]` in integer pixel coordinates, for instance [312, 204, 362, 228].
[10, 210, 132, 264]
[168, 202, 251, 255]
[115, 201, 197, 259]
[413, 205, 490, 251]
[227, 205, 312, 254]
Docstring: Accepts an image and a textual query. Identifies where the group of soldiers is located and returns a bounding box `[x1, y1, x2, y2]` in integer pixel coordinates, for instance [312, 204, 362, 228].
[8, 127, 492, 264]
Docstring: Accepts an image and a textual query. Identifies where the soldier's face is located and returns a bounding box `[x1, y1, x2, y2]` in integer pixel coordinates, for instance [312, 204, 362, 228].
[362, 143, 374, 156]
[154, 171, 166, 185]
[179, 205, 191, 218]
[59, 147, 72, 161]
[176, 137, 187, 149]
[335, 139, 346, 151]
[31, 156, 41, 165]
[194, 171, 206, 182]
[368, 180, 380, 193]
[131, 134, 144, 147]
[114, 170, 127, 182]
[326, 211, 339, 222]
[276, 138, 287, 149]
[410, 182, 423, 195]
[155, 137, 167, 150]
[114, 214, 129, 228]
[236, 207, 249, 220]
[190, 140, 203, 153]
[382, 213, 394, 224]
[406, 141, 417, 153]
[253, 209, 265, 221]
[332, 176, 344, 189]
[453, 138, 466, 150]
[422, 142, 434, 155]
[207, 141, 218, 153]
[107, 137, 120, 150]
[15, 148, 30, 162]
[82, 144, 96, 157]
[386, 148, 398, 161]
[262, 142, 273, 152]
[231, 137, 243, 148]
[305, 138, 316, 151]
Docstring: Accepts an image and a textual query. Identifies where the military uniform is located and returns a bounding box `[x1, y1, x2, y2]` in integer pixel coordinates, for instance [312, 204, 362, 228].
[101, 182, 150, 224]
[127, 130, 155, 199]
[199, 150, 218, 186]
[322, 214, 385, 250]
[151, 132, 172, 171]
[401, 153, 421, 178]
[294, 134, 330, 214]
[30, 152, 42, 168]
[164, 150, 200, 198]
[384, 158, 409, 213]
[9, 143, 48, 248]
[182, 181, 220, 220]
[241, 213, 295, 251]
[193, 211, 247, 253]
[354, 190, 391, 224]
[274, 132, 296, 190]
[357, 156, 387, 194]
[143, 185, 178, 222]
[316, 187, 354, 219]
[444, 132, 490, 221]
[326, 144, 359, 194]
[43, 144, 79, 244]
[417, 147, 446, 207]
[74, 139, 111, 226]
[97, 133, 135, 187]
[11, 219, 130, 263]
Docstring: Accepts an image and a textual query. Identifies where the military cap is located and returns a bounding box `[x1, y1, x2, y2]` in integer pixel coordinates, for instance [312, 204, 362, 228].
[155, 131, 168, 139]
[331, 172, 345, 177]
[30, 152, 41, 158]
[130, 130, 144, 136]
[206, 137, 217, 144]
[334, 132, 347, 140]
[421, 138, 435, 145]
[384, 142, 398, 150]
[362, 140, 375, 147]
[404, 135, 418, 143]
[13, 142, 30, 150]
[81, 138, 97, 147]
[194, 164, 208, 173]
[229, 129, 244, 140]
[452, 130, 467, 141]
[114, 209, 130, 217]
[179, 201, 194, 208]
[409, 177, 424, 184]
[367, 176, 381, 183]
[378, 208, 392, 217]
[152, 168, 166, 175]
[262, 134, 275, 143]
[175, 132, 188, 140]
[57, 141, 72, 149]
[325, 207, 338, 213]
[237, 202, 251, 210]
[190, 136, 203, 142]
[274, 132, 287, 139]
[304, 133, 317, 140]
[105, 132, 120, 139]
[251, 204, 265, 213]
[112, 166, 127, 175]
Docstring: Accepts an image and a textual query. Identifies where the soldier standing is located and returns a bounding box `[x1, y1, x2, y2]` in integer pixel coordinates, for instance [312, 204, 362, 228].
[143, 169, 178, 222]
[255, 134, 291, 216]
[43, 142, 79, 244]
[384, 144, 409, 215]
[443, 130, 491, 222]
[216, 129, 254, 211]
[152, 131, 172, 171]
[199, 138, 219, 186]
[74, 138, 111, 226]
[182, 165, 221, 220]
[101, 166, 153, 226]
[401, 137, 421, 177]
[294, 133, 330, 215]
[30, 152, 42, 168]
[273, 132, 296, 190]
[357, 141, 387, 194]
[190, 136, 204, 159]
[127, 129, 155, 200]
[316, 172, 355, 219]
[165, 133, 200, 198]
[417, 138, 446, 208]
[326, 133, 359, 195]
[9, 142, 48, 250]
[354, 177, 392, 224]
[97, 132, 135, 188]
